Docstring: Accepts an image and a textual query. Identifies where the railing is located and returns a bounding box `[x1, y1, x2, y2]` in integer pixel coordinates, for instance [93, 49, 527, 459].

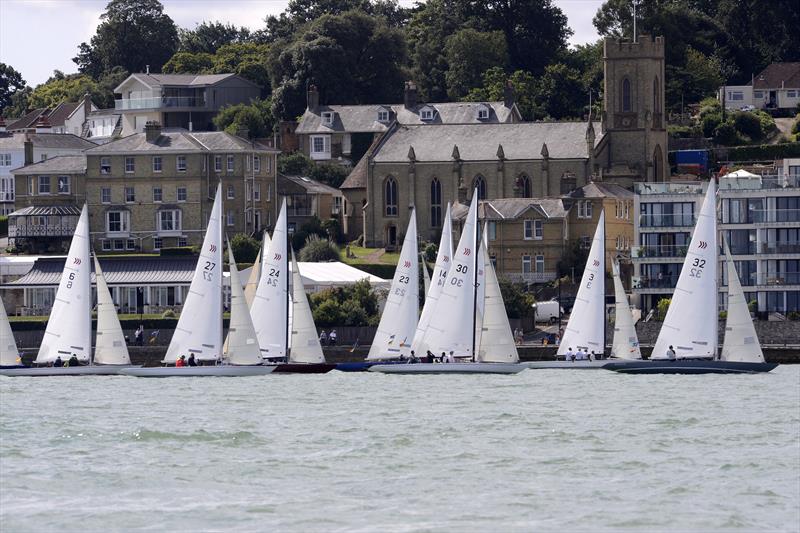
[635, 183, 705, 195]
[633, 245, 689, 258]
[114, 96, 205, 110]
[639, 214, 697, 227]
[287, 207, 313, 217]
[751, 209, 800, 224]
[0, 191, 14, 202]
[719, 174, 800, 190]
[753, 272, 800, 285]
[9, 224, 76, 237]
[632, 275, 679, 289]
[504, 272, 557, 284]
[760, 242, 800, 254]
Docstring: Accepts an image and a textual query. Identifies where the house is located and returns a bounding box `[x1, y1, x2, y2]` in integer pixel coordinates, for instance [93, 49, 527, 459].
[5, 94, 95, 135]
[277, 174, 343, 234]
[113, 72, 261, 136]
[719, 62, 800, 111]
[293, 81, 522, 165]
[82, 109, 122, 144]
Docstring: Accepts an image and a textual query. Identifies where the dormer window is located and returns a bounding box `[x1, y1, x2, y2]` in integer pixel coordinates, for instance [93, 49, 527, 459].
[321, 111, 334, 126]
[377, 109, 390, 122]
[477, 105, 490, 120]
[419, 106, 435, 121]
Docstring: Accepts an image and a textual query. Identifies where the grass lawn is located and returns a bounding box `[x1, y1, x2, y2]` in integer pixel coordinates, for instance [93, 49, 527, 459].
[342, 245, 400, 266]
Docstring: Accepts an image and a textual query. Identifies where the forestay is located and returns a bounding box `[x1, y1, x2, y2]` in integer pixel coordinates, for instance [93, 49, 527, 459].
[611, 260, 641, 359]
[1, 302, 19, 366]
[93, 257, 131, 365]
[477, 231, 518, 363]
[251, 200, 288, 359]
[164, 186, 223, 363]
[225, 245, 263, 365]
[412, 203, 452, 356]
[368, 209, 419, 360]
[36, 204, 92, 364]
[721, 239, 764, 362]
[289, 251, 325, 363]
[473, 225, 488, 355]
[557, 210, 606, 357]
[420, 192, 479, 359]
[652, 181, 718, 359]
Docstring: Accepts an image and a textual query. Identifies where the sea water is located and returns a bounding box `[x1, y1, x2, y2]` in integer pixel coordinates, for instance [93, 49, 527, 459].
[1, 366, 798, 532]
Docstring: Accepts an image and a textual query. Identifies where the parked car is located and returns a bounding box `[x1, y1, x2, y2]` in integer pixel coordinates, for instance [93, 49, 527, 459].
[740, 105, 756, 112]
[533, 301, 564, 324]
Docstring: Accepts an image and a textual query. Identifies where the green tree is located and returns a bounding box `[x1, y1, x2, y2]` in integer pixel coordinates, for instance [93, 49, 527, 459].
[312, 298, 343, 326]
[229, 233, 260, 264]
[162, 52, 215, 74]
[212, 43, 272, 90]
[536, 63, 586, 120]
[656, 298, 671, 321]
[498, 278, 534, 319]
[309, 163, 349, 188]
[278, 152, 313, 175]
[299, 234, 341, 262]
[73, 0, 179, 77]
[28, 71, 100, 109]
[465, 67, 541, 120]
[213, 99, 275, 138]
[0, 63, 26, 111]
[665, 47, 723, 112]
[179, 22, 251, 54]
[557, 240, 589, 279]
[444, 29, 507, 99]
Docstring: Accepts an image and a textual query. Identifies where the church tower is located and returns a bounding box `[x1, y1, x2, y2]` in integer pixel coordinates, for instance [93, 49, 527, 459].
[600, 35, 668, 185]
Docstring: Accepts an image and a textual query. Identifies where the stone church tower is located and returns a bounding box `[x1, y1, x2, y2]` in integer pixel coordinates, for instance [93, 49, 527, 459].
[599, 35, 668, 185]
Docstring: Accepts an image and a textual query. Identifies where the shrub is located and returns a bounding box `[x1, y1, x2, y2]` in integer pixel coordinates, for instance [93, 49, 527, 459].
[299, 234, 340, 262]
[0, 216, 7, 236]
[161, 309, 176, 319]
[792, 114, 800, 136]
[498, 278, 534, 319]
[321, 218, 343, 243]
[752, 110, 776, 137]
[340, 299, 369, 326]
[668, 125, 700, 138]
[748, 300, 758, 313]
[656, 298, 671, 321]
[229, 233, 260, 264]
[724, 142, 800, 161]
[733, 111, 763, 140]
[713, 121, 739, 145]
[701, 113, 722, 138]
[309, 163, 350, 188]
[424, 242, 438, 262]
[160, 246, 194, 256]
[718, 310, 727, 320]
[312, 299, 342, 326]
[787, 311, 800, 321]
[278, 152, 313, 175]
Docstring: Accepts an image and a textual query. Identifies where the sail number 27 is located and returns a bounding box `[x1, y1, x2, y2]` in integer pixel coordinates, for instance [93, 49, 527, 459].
[202, 261, 216, 281]
[689, 258, 705, 278]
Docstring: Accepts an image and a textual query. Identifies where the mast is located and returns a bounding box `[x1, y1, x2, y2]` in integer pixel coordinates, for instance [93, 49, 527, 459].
[285, 239, 290, 361]
[471, 195, 479, 361]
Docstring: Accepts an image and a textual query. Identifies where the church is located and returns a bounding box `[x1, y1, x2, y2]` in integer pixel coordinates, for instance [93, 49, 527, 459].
[335, 35, 668, 247]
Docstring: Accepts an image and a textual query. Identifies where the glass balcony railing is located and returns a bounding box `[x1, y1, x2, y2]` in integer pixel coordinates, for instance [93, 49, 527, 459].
[634, 183, 705, 195]
[760, 242, 800, 254]
[633, 244, 690, 258]
[639, 214, 697, 227]
[632, 274, 680, 289]
[754, 272, 800, 285]
[115, 96, 205, 110]
[750, 209, 800, 224]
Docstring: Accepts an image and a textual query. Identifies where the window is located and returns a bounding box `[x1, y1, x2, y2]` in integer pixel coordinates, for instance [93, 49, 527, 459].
[420, 107, 434, 121]
[125, 187, 135, 203]
[477, 107, 489, 120]
[113, 239, 125, 251]
[153, 186, 162, 202]
[342, 133, 351, 155]
[310, 135, 330, 158]
[152, 156, 162, 172]
[227, 155, 234, 172]
[28, 177, 34, 195]
[385, 177, 398, 216]
[106, 211, 129, 233]
[246, 155, 251, 171]
[178, 237, 187, 247]
[267, 183, 272, 201]
[518, 174, 531, 198]
[226, 210, 235, 226]
[177, 187, 187, 202]
[788, 90, 798, 98]
[730, 91, 744, 101]
[254, 156, 260, 172]
[534, 219, 543, 239]
[578, 201, 593, 218]
[333, 196, 342, 215]
[580, 235, 591, 249]
[378, 109, 389, 122]
[430, 178, 442, 227]
[101, 187, 111, 203]
[40, 154, 47, 161]
[254, 183, 261, 201]
[100, 157, 111, 174]
[522, 254, 532, 274]
[473, 176, 487, 200]
[214, 155, 222, 172]
[524, 220, 534, 240]
[38, 176, 50, 194]
[754, 91, 764, 99]
[622, 78, 631, 112]
[126, 239, 136, 250]
[488, 221, 497, 241]
[227, 185, 235, 200]
[653, 77, 661, 112]
[125, 157, 135, 173]
[158, 210, 181, 232]
[101, 240, 111, 251]
[176, 155, 186, 172]
[535, 255, 545, 274]
[321, 111, 334, 126]
[153, 237, 163, 250]
[0, 154, 11, 166]
[57, 176, 70, 194]
[266, 155, 272, 173]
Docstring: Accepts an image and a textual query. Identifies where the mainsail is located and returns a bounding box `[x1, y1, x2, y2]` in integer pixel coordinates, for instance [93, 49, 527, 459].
[251, 200, 288, 359]
[610, 260, 641, 359]
[225, 244, 263, 365]
[93, 256, 131, 365]
[368, 209, 419, 360]
[36, 204, 92, 364]
[412, 203, 453, 355]
[1, 302, 19, 366]
[420, 193, 479, 358]
[557, 209, 606, 357]
[289, 250, 325, 363]
[721, 239, 764, 362]
[164, 185, 223, 363]
[652, 181, 718, 359]
[477, 230, 518, 363]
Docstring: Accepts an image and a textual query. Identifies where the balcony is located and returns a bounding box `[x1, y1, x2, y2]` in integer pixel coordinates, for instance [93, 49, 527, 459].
[635, 183, 705, 196]
[10, 223, 76, 238]
[760, 242, 800, 254]
[287, 207, 313, 217]
[751, 209, 800, 224]
[632, 274, 679, 290]
[115, 96, 205, 111]
[504, 271, 557, 284]
[639, 214, 697, 228]
[753, 272, 800, 286]
[719, 173, 800, 190]
[632, 244, 689, 259]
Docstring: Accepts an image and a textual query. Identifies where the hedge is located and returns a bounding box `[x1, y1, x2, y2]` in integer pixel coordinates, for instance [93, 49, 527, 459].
[720, 142, 800, 161]
[349, 263, 396, 280]
[0, 216, 7, 237]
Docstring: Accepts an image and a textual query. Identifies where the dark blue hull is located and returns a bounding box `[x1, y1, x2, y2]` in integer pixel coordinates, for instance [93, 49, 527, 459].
[603, 360, 778, 374]
[335, 362, 377, 372]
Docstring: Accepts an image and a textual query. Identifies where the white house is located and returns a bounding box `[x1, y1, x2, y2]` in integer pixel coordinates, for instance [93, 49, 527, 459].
[719, 62, 800, 111]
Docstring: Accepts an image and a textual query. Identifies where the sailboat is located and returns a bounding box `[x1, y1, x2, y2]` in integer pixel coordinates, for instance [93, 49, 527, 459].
[92, 256, 132, 366]
[370, 192, 525, 374]
[526, 210, 608, 369]
[1, 303, 23, 368]
[121, 186, 276, 376]
[605, 180, 776, 374]
[610, 260, 642, 360]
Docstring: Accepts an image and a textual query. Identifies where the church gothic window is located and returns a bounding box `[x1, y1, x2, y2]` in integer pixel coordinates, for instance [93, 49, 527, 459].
[518, 174, 532, 198]
[622, 78, 632, 112]
[385, 177, 398, 216]
[430, 178, 442, 227]
[653, 77, 661, 114]
[473, 175, 487, 200]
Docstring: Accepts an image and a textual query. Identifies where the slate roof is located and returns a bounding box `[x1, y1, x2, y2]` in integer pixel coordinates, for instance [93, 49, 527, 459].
[372, 122, 600, 163]
[451, 198, 569, 222]
[279, 174, 342, 195]
[46, 101, 81, 127]
[3, 256, 199, 287]
[10, 155, 86, 175]
[753, 63, 800, 89]
[0, 132, 96, 150]
[5, 108, 47, 130]
[116, 73, 255, 92]
[86, 129, 277, 154]
[296, 101, 517, 134]
[567, 182, 634, 199]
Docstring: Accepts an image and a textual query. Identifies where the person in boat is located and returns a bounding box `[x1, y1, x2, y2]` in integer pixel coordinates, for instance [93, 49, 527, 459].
[667, 345, 676, 360]
[448, 351, 456, 363]
[399, 353, 406, 362]
[409, 350, 419, 363]
[53, 355, 63, 367]
[187, 354, 197, 367]
[329, 329, 337, 345]
[175, 355, 186, 367]
[440, 352, 447, 363]
[566, 348, 575, 362]
[68, 354, 80, 367]
[426, 350, 434, 363]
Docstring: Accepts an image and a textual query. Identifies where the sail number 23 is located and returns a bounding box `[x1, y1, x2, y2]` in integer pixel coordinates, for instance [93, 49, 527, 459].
[689, 258, 706, 278]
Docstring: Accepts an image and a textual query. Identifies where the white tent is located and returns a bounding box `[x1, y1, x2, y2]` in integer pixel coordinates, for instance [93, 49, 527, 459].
[232, 261, 389, 293]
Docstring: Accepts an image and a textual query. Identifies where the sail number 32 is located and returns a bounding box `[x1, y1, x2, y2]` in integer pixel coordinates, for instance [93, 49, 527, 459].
[689, 258, 705, 278]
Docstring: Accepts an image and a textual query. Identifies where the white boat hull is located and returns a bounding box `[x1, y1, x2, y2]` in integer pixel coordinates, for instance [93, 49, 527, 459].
[0, 365, 140, 377]
[523, 360, 610, 369]
[368, 362, 526, 374]
[119, 365, 277, 377]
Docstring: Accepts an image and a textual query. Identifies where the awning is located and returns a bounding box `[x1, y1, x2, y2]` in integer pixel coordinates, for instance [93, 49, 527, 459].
[9, 205, 82, 217]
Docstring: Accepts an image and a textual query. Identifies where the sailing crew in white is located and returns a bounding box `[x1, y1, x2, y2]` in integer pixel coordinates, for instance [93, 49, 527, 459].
[565, 348, 574, 361]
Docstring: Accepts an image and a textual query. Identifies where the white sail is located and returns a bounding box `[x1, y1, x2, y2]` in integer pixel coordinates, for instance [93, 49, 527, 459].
[36, 204, 92, 364]
[412, 203, 453, 355]
[653, 180, 718, 359]
[164, 186, 223, 363]
[225, 244, 263, 365]
[244, 232, 267, 308]
[477, 231, 518, 363]
[721, 239, 764, 362]
[610, 260, 641, 359]
[368, 209, 419, 360]
[474, 223, 488, 356]
[1, 303, 20, 366]
[93, 256, 131, 365]
[421, 253, 431, 301]
[289, 250, 325, 363]
[251, 201, 289, 359]
[420, 193, 479, 359]
[557, 210, 606, 357]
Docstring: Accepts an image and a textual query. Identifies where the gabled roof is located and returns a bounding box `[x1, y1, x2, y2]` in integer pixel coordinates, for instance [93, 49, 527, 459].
[46, 101, 82, 127]
[10, 155, 86, 175]
[372, 122, 601, 163]
[279, 174, 342, 195]
[86, 128, 278, 154]
[0, 132, 96, 151]
[451, 198, 569, 221]
[115, 72, 258, 92]
[753, 63, 800, 90]
[6, 108, 47, 131]
[340, 135, 384, 189]
[566, 182, 633, 199]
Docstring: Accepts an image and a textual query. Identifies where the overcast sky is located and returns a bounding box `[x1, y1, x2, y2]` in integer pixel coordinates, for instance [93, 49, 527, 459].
[0, 0, 603, 88]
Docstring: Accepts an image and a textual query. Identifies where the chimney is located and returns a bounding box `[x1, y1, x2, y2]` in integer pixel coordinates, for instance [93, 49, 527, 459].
[145, 121, 162, 142]
[82, 93, 92, 118]
[0, 117, 6, 133]
[24, 134, 33, 165]
[307, 84, 319, 112]
[404, 81, 418, 109]
[503, 80, 515, 108]
[35, 115, 52, 134]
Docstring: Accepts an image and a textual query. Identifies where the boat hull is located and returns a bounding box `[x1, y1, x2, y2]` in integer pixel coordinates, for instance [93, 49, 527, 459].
[0, 365, 140, 377]
[368, 362, 526, 374]
[524, 360, 609, 369]
[603, 360, 778, 374]
[119, 365, 277, 377]
[334, 362, 377, 372]
[272, 363, 336, 374]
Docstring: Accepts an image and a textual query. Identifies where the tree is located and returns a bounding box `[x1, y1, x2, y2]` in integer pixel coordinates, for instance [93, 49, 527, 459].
[278, 152, 313, 175]
[28, 71, 100, 109]
[665, 47, 723, 113]
[466, 67, 542, 120]
[179, 22, 251, 54]
[73, 0, 179, 77]
[229, 233, 260, 264]
[0, 63, 26, 112]
[309, 163, 349, 188]
[212, 44, 272, 90]
[557, 240, 589, 279]
[535, 63, 586, 120]
[498, 278, 534, 319]
[213, 99, 275, 138]
[162, 52, 215, 74]
[444, 29, 507, 99]
[299, 234, 341, 262]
